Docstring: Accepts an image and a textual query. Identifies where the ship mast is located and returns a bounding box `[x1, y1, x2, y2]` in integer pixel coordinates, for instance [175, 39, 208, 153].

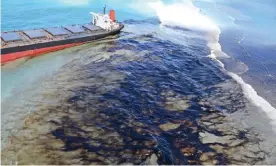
[103, 5, 106, 14]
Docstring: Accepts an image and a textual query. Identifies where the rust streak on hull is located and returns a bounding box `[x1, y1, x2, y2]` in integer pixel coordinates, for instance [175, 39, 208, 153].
[1, 43, 83, 64]
[1, 23, 124, 65]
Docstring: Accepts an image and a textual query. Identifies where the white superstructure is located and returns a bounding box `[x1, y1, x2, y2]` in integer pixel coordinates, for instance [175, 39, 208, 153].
[90, 12, 120, 31]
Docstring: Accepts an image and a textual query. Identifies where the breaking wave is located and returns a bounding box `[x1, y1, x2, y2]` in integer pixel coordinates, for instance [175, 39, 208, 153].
[149, 0, 276, 131]
[2, 0, 276, 164]
[149, 0, 220, 34]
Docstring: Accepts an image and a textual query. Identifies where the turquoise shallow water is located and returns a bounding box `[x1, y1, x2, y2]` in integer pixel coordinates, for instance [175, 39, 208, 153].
[3, 0, 275, 116]
[1, 0, 276, 165]
[2, 0, 275, 44]
[1, 0, 145, 30]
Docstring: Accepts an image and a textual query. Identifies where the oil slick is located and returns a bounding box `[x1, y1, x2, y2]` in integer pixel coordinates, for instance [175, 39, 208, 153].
[2, 26, 276, 164]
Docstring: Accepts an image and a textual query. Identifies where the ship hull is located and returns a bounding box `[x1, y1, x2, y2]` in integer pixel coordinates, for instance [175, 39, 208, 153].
[1, 24, 124, 64]
[1, 43, 84, 63]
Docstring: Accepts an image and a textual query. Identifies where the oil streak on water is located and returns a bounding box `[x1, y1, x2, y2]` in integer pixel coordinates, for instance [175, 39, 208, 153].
[2, 19, 276, 164]
[1, 0, 276, 165]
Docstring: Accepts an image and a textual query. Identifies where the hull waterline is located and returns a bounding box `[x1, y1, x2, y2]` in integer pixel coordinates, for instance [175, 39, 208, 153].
[1, 24, 124, 64]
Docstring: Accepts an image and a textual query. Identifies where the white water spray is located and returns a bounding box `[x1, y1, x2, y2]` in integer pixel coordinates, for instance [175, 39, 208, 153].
[149, 0, 276, 131]
[149, 0, 220, 34]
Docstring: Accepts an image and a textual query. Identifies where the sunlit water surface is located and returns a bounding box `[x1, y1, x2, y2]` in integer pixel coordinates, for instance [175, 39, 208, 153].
[1, 0, 276, 165]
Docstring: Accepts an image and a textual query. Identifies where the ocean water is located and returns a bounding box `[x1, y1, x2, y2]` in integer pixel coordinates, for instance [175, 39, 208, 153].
[1, 0, 276, 165]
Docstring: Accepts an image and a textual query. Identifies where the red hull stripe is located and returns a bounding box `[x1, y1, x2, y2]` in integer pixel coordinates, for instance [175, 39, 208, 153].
[1, 43, 83, 64]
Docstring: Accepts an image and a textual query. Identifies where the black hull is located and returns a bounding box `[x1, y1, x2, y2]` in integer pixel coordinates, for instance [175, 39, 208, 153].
[1, 25, 124, 55]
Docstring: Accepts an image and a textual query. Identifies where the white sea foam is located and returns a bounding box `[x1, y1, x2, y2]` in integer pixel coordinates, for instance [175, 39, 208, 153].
[229, 73, 276, 124]
[148, 0, 229, 61]
[149, 0, 220, 34]
[149, 0, 276, 130]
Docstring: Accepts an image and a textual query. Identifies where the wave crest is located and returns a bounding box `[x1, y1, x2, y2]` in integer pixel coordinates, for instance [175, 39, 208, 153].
[149, 0, 220, 34]
[149, 0, 276, 131]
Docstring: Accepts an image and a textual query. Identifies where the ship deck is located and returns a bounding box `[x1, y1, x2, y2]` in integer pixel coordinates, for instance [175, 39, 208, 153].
[1, 23, 106, 49]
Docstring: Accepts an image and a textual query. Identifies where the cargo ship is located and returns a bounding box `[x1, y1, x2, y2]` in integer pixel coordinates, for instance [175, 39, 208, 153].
[1, 9, 124, 64]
